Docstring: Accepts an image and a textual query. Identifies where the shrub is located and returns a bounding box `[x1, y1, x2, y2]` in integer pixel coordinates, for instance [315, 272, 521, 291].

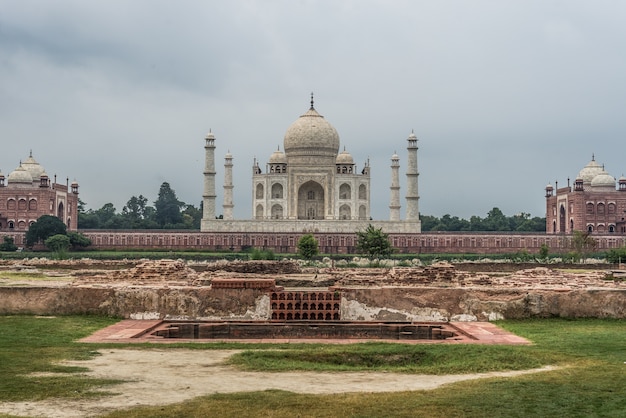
[0, 236, 18, 252]
[297, 234, 319, 260]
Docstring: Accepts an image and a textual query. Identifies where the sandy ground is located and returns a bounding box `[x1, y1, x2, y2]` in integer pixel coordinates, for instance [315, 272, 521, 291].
[0, 349, 557, 418]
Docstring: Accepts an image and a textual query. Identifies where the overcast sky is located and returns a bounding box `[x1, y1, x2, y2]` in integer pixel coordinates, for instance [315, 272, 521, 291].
[2, 1, 625, 220]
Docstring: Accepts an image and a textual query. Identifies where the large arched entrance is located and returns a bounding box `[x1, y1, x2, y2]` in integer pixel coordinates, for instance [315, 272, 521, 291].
[297, 181, 324, 220]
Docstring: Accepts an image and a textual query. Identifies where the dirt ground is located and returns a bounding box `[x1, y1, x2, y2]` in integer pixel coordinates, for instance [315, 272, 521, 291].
[0, 348, 557, 418]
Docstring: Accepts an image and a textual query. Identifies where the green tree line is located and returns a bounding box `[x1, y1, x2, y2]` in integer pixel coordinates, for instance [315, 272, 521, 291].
[420, 208, 545, 232]
[78, 182, 202, 230]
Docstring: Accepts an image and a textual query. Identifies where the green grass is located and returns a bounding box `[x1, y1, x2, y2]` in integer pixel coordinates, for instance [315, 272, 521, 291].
[0, 316, 624, 417]
[226, 342, 560, 374]
[0, 315, 123, 402]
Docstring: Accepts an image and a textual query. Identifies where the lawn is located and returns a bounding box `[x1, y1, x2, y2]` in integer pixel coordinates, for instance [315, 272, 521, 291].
[0, 316, 624, 417]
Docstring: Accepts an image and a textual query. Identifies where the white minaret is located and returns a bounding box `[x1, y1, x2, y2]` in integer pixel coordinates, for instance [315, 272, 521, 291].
[389, 152, 401, 221]
[202, 131, 216, 221]
[223, 151, 234, 220]
[405, 130, 419, 221]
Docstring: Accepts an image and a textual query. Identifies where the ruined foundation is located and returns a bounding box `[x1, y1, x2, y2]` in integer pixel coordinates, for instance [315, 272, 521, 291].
[0, 259, 624, 322]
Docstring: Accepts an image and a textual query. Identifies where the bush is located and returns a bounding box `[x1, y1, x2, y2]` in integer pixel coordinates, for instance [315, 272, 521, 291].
[249, 248, 275, 260]
[0, 236, 18, 252]
[44, 234, 71, 259]
[606, 246, 626, 264]
[297, 234, 319, 260]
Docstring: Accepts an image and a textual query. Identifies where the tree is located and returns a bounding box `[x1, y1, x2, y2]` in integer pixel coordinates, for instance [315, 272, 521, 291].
[539, 243, 549, 261]
[154, 182, 184, 227]
[297, 234, 319, 260]
[94, 203, 118, 225]
[0, 236, 18, 251]
[25, 215, 67, 248]
[356, 224, 392, 264]
[483, 207, 508, 231]
[122, 195, 150, 228]
[67, 232, 91, 250]
[182, 204, 202, 229]
[44, 234, 70, 259]
[570, 230, 597, 263]
[606, 246, 626, 264]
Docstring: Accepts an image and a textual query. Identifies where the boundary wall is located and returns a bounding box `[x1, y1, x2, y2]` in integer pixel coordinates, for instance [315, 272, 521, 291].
[2, 231, 626, 255]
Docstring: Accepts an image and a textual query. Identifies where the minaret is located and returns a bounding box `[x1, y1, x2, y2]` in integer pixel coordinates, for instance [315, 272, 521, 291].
[223, 151, 234, 220]
[405, 130, 420, 221]
[389, 152, 401, 221]
[202, 131, 216, 221]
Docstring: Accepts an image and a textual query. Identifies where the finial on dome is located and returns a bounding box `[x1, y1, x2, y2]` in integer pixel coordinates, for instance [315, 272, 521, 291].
[30, 149, 33, 157]
[310, 92, 314, 109]
[592, 153, 595, 161]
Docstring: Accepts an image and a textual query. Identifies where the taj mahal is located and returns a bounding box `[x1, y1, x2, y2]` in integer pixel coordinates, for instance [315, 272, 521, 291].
[200, 95, 421, 234]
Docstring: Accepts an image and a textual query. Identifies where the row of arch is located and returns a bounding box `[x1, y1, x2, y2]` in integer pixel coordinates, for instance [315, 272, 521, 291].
[0, 216, 73, 231]
[272, 292, 340, 301]
[255, 183, 368, 200]
[339, 183, 367, 200]
[585, 202, 618, 215]
[552, 218, 621, 234]
[0, 220, 30, 230]
[6, 198, 40, 211]
[272, 302, 340, 311]
[272, 312, 340, 320]
[255, 203, 367, 220]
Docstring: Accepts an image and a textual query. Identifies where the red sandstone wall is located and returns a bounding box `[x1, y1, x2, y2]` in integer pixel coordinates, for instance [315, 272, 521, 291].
[2, 230, 625, 255]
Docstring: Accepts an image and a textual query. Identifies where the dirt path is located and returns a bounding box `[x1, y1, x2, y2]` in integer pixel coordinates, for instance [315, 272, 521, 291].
[0, 349, 557, 418]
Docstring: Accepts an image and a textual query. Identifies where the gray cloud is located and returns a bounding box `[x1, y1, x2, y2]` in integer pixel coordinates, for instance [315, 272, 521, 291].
[1, 0, 625, 220]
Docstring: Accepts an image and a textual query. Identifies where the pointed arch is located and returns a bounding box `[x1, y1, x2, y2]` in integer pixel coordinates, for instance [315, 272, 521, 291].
[297, 181, 324, 220]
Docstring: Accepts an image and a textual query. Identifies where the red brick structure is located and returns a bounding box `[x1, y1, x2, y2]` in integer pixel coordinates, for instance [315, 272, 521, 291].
[546, 156, 626, 235]
[0, 229, 617, 255]
[270, 289, 341, 321]
[0, 152, 79, 234]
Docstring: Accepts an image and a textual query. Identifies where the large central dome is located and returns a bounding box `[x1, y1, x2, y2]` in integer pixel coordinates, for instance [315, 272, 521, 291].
[283, 99, 340, 161]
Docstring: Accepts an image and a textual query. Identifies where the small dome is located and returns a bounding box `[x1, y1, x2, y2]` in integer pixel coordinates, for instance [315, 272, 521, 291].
[269, 148, 287, 164]
[21, 154, 46, 180]
[577, 157, 604, 184]
[591, 170, 616, 188]
[336, 148, 354, 165]
[7, 165, 33, 184]
[619, 175, 626, 182]
[546, 183, 553, 189]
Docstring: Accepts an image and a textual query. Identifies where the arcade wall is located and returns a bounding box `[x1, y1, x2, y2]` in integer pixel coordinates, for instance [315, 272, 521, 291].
[6, 231, 624, 255]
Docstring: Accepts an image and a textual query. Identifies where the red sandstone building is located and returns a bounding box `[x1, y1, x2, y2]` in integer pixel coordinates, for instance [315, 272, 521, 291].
[0, 153, 79, 233]
[546, 156, 626, 235]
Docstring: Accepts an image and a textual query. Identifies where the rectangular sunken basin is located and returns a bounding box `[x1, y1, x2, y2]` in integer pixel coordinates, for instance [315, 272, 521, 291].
[149, 321, 462, 341]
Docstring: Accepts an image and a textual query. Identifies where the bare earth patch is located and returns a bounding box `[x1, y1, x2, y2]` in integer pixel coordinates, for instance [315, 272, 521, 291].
[0, 349, 557, 418]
